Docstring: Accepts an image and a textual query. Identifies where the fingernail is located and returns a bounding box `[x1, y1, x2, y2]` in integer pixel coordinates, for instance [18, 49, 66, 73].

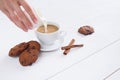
[28, 23, 33, 29]
[29, 26, 33, 30]
[23, 29, 28, 32]
[33, 18, 38, 24]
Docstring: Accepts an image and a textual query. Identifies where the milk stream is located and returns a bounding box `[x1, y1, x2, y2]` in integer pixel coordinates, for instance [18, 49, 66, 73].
[35, 9, 48, 33]
[41, 17, 47, 33]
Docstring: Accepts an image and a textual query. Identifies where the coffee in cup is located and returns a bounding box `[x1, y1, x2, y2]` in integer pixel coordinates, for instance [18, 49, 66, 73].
[37, 25, 58, 33]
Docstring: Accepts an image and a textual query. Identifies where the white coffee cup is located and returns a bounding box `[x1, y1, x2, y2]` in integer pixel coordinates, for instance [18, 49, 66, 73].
[34, 21, 65, 51]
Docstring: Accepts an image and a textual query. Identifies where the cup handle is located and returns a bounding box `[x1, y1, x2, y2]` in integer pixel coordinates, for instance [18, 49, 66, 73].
[57, 31, 66, 44]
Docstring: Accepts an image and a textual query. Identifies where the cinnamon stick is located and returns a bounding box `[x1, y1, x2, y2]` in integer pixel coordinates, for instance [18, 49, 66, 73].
[61, 44, 83, 50]
[63, 39, 75, 55]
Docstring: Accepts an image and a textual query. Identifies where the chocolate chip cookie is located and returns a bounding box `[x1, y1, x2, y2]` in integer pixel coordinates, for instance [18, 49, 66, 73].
[9, 42, 29, 57]
[19, 48, 40, 66]
[78, 25, 94, 35]
[28, 41, 41, 51]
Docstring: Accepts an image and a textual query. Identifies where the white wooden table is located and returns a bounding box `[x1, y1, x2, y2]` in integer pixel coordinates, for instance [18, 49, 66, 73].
[0, 0, 120, 80]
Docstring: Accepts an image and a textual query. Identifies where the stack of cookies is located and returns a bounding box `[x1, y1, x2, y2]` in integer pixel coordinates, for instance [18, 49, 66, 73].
[9, 41, 41, 66]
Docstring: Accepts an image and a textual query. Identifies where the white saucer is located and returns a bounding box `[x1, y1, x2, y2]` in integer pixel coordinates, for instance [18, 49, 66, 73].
[40, 40, 62, 51]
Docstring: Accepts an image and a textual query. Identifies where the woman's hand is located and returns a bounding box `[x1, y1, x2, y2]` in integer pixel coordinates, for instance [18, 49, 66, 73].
[0, 0, 38, 32]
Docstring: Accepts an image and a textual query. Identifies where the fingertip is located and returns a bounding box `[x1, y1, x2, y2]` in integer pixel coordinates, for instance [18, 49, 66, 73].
[29, 26, 33, 30]
[33, 17, 38, 24]
[22, 27, 28, 32]
[23, 29, 28, 32]
[28, 23, 33, 30]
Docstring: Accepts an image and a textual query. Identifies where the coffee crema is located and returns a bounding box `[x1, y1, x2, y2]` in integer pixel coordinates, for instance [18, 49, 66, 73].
[37, 25, 58, 33]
